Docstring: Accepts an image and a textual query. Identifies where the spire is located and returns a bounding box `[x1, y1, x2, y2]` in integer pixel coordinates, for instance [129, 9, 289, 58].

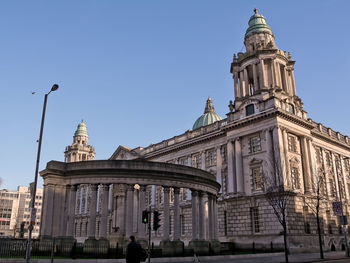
[204, 97, 216, 114]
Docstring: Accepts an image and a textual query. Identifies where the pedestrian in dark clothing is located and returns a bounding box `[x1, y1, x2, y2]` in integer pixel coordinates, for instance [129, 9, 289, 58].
[126, 235, 142, 263]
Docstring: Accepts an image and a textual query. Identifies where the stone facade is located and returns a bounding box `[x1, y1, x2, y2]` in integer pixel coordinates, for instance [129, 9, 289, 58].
[108, 9, 350, 251]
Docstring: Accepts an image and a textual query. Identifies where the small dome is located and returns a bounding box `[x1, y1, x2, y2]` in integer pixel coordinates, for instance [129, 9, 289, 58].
[192, 97, 223, 130]
[74, 120, 88, 137]
[245, 8, 273, 38]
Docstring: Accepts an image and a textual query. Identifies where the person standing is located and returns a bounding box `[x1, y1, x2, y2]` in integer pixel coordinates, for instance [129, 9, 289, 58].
[126, 235, 143, 263]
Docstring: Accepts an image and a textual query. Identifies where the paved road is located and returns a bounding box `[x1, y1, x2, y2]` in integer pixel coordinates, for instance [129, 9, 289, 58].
[1, 251, 348, 263]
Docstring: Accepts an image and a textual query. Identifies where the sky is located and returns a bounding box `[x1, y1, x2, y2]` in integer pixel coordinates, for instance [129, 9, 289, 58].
[0, 0, 350, 190]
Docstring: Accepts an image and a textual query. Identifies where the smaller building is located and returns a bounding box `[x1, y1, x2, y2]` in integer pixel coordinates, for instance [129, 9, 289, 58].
[0, 186, 43, 238]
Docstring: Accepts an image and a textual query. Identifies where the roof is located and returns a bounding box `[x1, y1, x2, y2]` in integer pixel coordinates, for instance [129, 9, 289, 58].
[245, 8, 273, 38]
[192, 97, 223, 130]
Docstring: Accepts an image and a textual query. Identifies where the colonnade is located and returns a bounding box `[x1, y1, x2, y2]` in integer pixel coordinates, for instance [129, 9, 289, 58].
[41, 183, 218, 242]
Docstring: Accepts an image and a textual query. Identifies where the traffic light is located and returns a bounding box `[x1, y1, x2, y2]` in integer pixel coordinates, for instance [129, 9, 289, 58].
[153, 211, 161, 231]
[142, 210, 149, 224]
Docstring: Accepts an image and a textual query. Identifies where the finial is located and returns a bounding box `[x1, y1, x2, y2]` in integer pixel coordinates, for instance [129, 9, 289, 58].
[254, 7, 258, 14]
[204, 96, 215, 114]
[228, 100, 234, 113]
[81, 119, 84, 123]
[288, 52, 292, 60]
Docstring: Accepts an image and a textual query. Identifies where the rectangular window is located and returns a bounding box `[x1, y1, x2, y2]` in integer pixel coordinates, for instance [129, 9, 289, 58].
[179, 157, 188, 166]
[191, 154, 201, 168]
[180, 215, 185, 235]
[206, 149, 216, 167]
[249, 136, 261, 153]
[288, 135, 297, 153]
[250, 207, 260, 233]
[252, 167, 262, 190]
[303, 206, 311, 234]
[291, 166, 300, 189]
[246, 104, 255, 116]
[221, 145, 227, 163]
[329, 178, 336, 197]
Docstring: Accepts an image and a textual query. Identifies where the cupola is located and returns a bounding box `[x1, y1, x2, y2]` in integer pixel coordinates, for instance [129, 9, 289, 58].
[192, 97, 223, 130]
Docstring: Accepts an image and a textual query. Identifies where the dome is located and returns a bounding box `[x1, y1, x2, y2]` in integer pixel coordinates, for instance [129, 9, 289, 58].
[192, 97, 223, 130]
[74, 120, 88, 137]
[245, 8, 273, 38]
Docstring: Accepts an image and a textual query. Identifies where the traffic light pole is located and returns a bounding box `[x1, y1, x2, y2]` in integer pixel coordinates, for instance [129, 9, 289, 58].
[148, 210, 151, 263]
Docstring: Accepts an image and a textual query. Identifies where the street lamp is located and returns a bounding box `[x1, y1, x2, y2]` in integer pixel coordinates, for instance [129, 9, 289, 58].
[25, 84, 59, 263]
[334, 156, 350, 257]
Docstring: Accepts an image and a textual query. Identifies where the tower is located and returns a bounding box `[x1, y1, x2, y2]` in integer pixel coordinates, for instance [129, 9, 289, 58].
[64, 120, 95, 162]
[229, 8, 307, 121]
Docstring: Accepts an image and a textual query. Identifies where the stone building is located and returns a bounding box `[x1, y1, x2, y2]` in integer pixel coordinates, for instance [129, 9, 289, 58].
[40, 9, 350, 252]
[109, 9, 350, 251]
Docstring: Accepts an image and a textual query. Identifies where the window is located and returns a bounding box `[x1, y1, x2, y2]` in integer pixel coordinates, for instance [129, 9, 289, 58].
[250, 207, 260, 233]
[179, 157, 188, 166]
[191, 154, 201, 168]
[325, 152, 332, 167]
[180, 215, 185, 235]
[249, 136, 261, 153]
[288, 135, 298, 153]
[206, 149, 216, 167]
[287, 103, 295, 114]
[252, 168, 262, 191]
[326, 210, 333, 234]
[315, 148, 322, 164]
[291, 166, 300, 189]
[303, 206, 311, 234]
[221, 145, 227, 163]
[329, 178, 336, 197]
[246, 104, 255, 116]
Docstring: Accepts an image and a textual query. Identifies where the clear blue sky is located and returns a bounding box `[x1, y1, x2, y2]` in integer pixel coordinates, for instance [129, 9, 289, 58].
[1, 0, 349, 190]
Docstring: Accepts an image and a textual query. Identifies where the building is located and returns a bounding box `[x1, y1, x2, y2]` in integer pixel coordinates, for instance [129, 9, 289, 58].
[109, 9, 350, 251]
[40, 9, 350, 252]
[0, 186, 43, 238]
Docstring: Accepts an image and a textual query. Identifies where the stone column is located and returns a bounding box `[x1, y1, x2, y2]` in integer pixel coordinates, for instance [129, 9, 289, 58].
[340, 158, 349, 200]
[281, 128, 291, 187]
[239, 71, 245, 97]
[163, 187, 170, 240]
[191, 190, 199, 240]
[243, 68, 249, 96]
[116, 184, 126, 235]
[198, 192, 206, 240]
[213, 196, 218, 239]
[265, 128, 274, 175]
[275, 60, 282, 87]
[207, 194, 213, 240]
[283, 67, 289, 94]
[173, 187, 181, 240]
[125, 184, 134, 237]
[87, 184, 98, 238]
[42, 184, 55, 237]
[258, 59, 265, 88]
[216, 146, 222, 193]
[187, 155, 192, 167]
[201, 151, 206, 170]
[66, 185, 77, 237]
[291, 70, 297, 96]
[307, 138, 316, 191]
[138, 185, 147, 238]
[227, 140, 235, 193]
[52, 185, 65, 237]
[100, 184, 109, 238]
[301, 137, 312, 192]
[252, 63, 258, 92]
[235, 138, 244, 193]
[234, 71, 239, 98]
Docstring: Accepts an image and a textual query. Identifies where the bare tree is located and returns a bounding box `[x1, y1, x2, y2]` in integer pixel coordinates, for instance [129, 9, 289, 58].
[264, 163, 294, 263]
[304, 170, 326, 259]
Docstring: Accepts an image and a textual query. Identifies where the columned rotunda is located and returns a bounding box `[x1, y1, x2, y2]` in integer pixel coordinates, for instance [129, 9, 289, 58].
[40, 9, 350, 253]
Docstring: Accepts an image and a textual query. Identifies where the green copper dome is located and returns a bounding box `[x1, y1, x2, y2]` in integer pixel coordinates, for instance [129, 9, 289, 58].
[245, 8, 273, 38]
[74, 120, 88, 137]
[192, 97, 223, 130]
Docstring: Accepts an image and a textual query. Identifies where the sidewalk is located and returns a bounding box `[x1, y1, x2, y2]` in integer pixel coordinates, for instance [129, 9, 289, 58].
[0, 251, 347, 263]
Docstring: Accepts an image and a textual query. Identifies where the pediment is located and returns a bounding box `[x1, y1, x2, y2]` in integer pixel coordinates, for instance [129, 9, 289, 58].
[109, 145, 140, 160]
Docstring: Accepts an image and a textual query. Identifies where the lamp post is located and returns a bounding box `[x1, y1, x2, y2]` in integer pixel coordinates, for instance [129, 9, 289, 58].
[25, 84, 59, 263]
[335, 156, 350, 257]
